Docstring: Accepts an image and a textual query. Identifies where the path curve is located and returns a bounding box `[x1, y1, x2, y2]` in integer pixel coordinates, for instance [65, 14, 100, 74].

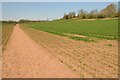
[2, 24, 79, 78]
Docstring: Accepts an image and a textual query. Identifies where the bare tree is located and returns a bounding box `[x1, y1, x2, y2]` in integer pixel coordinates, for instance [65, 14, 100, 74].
[78, 9, 88, 19]
[89, 9, 99, 18]
[101, 3, 117, 18]
[68, 12, 76, 19]
[63, 13, 68, 19]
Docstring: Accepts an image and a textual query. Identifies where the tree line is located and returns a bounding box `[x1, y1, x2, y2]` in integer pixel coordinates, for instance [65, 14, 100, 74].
[63, 3, 118, 19]
[2, 20, 17, 24]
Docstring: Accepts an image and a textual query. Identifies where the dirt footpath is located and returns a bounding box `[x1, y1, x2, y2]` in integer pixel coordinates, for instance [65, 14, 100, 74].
[2, 24, 79, 78]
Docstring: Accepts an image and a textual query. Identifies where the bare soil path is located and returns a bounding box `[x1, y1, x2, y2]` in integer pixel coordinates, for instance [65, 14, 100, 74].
[2, 24, 79, 78]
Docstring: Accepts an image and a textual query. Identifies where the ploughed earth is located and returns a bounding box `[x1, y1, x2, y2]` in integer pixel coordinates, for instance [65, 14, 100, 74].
[3, 24, 118, 78]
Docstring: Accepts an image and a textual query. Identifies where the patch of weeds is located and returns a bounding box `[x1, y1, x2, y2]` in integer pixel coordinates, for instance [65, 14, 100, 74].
[68, 36, 94, 42]
[89, 38, 98, 43]
[47, 31, 66, 37]
[88, 34, 118, 40]
[107, 44, 113, 47]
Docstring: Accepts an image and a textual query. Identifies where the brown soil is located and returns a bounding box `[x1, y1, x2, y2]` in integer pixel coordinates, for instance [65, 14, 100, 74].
[2, 24, 80, 78]
[21, 26, 118, 78]
[63, 33, 87, 38]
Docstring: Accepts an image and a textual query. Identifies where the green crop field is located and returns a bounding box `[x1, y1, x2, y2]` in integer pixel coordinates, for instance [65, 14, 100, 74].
[2, 22, 14, 50]
[21, 19, 118, 42]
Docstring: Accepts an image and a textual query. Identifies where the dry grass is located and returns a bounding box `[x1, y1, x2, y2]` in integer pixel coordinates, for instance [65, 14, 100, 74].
[2, 23, 14, 51]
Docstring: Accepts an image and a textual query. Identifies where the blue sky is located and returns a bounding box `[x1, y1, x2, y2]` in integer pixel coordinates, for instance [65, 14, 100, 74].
[1, 0, 119, 2]
[2, 2, 118, 21]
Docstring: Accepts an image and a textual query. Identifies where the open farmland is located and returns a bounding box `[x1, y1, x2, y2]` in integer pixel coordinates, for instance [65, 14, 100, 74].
[21, 19, 118, 42]
[20, 19, 118, 78]
[3, 24, 80, 78]
[2, 2, 119, 78]
[2, 22, 14, 51]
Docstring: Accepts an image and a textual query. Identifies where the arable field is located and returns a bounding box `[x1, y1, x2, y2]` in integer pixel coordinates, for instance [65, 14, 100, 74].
[2, 22, 14, 51]
[1, 22, 14, 78]
[20, 19, 118, 78]
[21, 19, 118, 42]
